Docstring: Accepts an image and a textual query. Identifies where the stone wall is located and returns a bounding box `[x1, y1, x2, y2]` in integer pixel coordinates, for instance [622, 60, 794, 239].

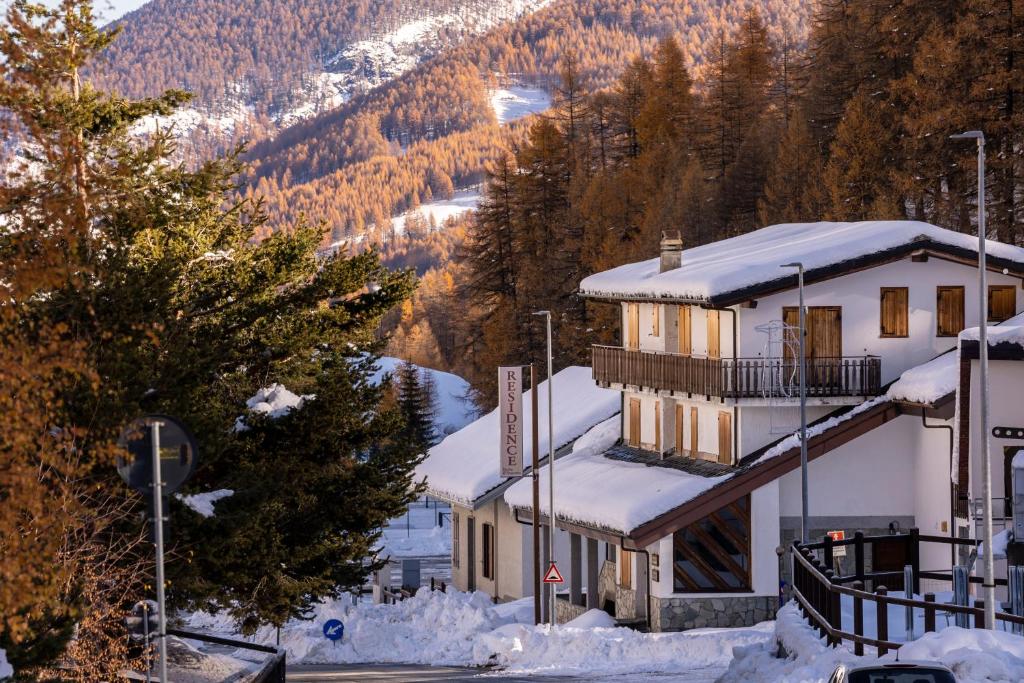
[615, 586, 637, 621]
[650, 595, 777, 631]
[555, 597, 589, 624]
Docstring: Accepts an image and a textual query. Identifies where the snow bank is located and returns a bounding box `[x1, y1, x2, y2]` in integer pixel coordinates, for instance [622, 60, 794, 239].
[722, 602, 1024, 683]
[416, 367, 619, 505]
[0, 648, 12, 680]
[490, 86, 551, 124]
[372, 357, 475, 436]
[177, 489, 234, 518]
[504, 416, 727, 533]
[580, 221, 1024, 303]
[565, 608, 616, 628]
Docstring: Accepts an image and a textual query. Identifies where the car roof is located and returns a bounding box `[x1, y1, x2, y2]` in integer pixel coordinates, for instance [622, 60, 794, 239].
[845, 660, 954, 673]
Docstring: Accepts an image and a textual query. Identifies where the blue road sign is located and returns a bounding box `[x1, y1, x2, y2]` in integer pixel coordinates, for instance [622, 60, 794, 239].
[323, 619, 344, 641]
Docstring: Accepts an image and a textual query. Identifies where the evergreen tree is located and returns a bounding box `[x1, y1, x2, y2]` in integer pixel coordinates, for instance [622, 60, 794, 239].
[395, 359, 438, 452]
[758, 113, 826, 225]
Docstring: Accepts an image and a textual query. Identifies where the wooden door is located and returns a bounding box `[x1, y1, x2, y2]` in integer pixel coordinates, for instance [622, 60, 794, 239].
[689, 407, 699, 458]
[654, 400, 661, 452]
[627, 303, 640, 349]
[718, 411, 732, 465]
[620, 548, 633, 587]
[783, 306, 842, 389]
[678, 306, 692, 355]
[628, 398, 641, 447]
[706, 310, 720, 359]
[675, 404, 684, 454]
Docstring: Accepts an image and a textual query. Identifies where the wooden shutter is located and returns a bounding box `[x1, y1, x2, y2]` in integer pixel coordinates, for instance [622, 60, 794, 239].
[782, 306, 800, 363]
[654, 400, 661, 452]
[652, 304, 660, 336]
[718, 411, 732, 465]
[620, 548, 633, 587]
[627, 304, 640, 349]
[989, 285, 1016, 322]
[678, 306, 692, 355]
[628, 398, 641, 447]
[675, 404, 683, 455]
[937, 286, 965, 337]
[689, 407, 699, 458]
[880, 287, 909, 337]
[707, 310, 720, 359]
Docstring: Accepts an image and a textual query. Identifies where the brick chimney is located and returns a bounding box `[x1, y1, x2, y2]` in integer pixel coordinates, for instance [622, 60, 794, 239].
[660, 231, 683, 273]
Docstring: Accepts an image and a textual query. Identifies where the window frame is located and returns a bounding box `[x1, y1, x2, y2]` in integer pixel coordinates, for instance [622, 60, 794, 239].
[879, 287, 909, 338]
[482, 522, 495, 580]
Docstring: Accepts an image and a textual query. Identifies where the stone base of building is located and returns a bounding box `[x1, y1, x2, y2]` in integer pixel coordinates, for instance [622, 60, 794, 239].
[649, 595, 777, 632]
[555, 596, 590, 624]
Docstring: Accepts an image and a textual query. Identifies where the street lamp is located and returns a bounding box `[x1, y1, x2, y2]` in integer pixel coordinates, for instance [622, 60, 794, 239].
[781, 262, 809, 543]
[532, 310, 556, 626]
[951, 130, 994, 630]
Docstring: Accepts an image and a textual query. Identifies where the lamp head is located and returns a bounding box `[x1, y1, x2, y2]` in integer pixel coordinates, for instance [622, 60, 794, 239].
[950, 130, 985, 142]
[532, 310, 550, 317]
[781, 262, 803, 270]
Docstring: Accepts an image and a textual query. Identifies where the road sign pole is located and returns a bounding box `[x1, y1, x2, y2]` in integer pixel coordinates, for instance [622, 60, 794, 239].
[531, 363, 541, 626]
[151, 420, 168, 683]
[543, 313, 556, 627]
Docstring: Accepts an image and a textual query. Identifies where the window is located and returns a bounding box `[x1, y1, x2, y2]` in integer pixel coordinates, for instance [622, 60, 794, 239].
[482, 523, 494, 580]
[452, 512, 460, 568]
[706, 310, 721, 359]
[718, 411, 732, 465]
[678, 306, 692, 355]
[620, 548, 633, 587]
[673, 496, 751, 592]
[989, 285, 1016, 322]
[626, 303, 640, 349]
[674, 404, 684, 455]
[654, 400, 661, 452]
[689, 407, 699, 458]
[652, 304, 660, 336]
[628, 398, 641, 448]
[936, 286, 965, 337]
[880, 287, 909, 337]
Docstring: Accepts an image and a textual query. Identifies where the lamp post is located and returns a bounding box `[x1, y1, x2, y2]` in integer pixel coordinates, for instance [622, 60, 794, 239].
[951, 130, 994, 630]
[533, 310, 556, 626]
[781, 262, 809, 543]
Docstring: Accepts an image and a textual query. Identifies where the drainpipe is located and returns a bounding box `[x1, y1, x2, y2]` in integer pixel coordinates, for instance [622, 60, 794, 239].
[921, 408, 956, 568]
[633, 547, 653, 630]
[723, 307, 740, 464]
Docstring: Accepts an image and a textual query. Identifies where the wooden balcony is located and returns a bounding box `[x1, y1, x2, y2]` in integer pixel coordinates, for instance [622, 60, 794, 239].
[592, 345, 882, 399]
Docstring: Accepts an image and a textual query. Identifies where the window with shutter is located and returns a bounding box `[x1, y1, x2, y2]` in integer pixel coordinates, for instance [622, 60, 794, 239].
[707, 310, 720, 359]
[880, 287, 909, 337]
[718, 411, 732, 465]
[626, 304, 640, 349]
[689, 407, 699, 458]
[936, 286, 965, 337]
[628, 398, 641, 447]
[620, 548, 633, 587]
[675, 404, 683, 455]
[652, 304, 660, 336]
[654, 400, 661, 452]
[678, 306, 692, 355]
[988, 285, 1016, 322]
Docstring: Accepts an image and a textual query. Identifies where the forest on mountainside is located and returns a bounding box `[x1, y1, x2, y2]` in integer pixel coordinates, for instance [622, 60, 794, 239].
[385, 1, 1024, 406]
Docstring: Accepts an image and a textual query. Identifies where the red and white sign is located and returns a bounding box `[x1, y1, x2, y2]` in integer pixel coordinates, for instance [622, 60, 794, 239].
[498, 366, 524, 477]
[543, 562, 564, 584]
[826, 530, 847, 558]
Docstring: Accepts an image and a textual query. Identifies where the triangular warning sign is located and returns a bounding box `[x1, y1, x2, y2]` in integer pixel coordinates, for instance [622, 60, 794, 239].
[543, 562, 564, 584]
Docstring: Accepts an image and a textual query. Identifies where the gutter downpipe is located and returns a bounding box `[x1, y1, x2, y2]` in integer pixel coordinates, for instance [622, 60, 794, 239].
[634, 547, 653, 630]
[921, 408, 956, 568]
[723, 307, 740, 464]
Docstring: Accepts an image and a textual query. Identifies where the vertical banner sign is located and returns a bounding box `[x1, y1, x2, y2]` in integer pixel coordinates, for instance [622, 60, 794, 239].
[499, 366, 524, 477]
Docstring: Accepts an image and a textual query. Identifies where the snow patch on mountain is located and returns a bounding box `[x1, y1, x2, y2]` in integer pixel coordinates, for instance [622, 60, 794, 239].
[390, 188, 481, 236]
[490, 85, 551, 124]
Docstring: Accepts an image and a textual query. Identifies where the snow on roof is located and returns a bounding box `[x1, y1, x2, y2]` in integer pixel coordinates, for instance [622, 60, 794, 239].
[885, 352, 958, 405]
[579, 221, 1024, 303]
[960, 310, 1024, 347]
[415, 367, 619, 506]
[504, 416, 729, 535]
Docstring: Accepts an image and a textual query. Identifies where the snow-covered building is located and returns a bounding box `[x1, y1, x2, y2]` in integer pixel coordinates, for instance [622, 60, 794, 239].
[504, 221, 1024, 631]
[415, 367, 619, 602]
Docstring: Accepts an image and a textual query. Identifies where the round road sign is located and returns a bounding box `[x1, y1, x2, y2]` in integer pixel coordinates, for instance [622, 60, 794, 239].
[117, 415, 198, 495]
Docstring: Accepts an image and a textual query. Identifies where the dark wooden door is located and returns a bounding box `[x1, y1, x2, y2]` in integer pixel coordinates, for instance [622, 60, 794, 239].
[871, 536, 908, 590]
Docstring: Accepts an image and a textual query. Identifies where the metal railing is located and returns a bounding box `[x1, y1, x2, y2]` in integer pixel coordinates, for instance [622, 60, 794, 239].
[592, 346, 882, 399]
[791, 530, 1024, 655]
[164, 628, 285, 682]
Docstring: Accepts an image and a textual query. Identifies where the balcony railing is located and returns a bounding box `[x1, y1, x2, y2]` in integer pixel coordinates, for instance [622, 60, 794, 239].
[592, 345, 882, 399]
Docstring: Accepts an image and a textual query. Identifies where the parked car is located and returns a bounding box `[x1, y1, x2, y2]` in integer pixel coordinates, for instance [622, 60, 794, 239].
[828, 660, 958, 683]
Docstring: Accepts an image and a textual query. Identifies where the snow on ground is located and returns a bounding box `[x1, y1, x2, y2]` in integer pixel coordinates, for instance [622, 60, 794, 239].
[505, 415, 729, 534]
[580, 221, 1024, 303]
[371, 356, 475, 436]
[722, 601, 1024, 683]
[183, 587, 772, 676]
[379, 498, 451, 558]
[490, 86, 551, 124]
[390, 188, 481, 236]
[417, 366, 620, 506]
[177, 489, 234, 518]
[0, 648, 11, 680]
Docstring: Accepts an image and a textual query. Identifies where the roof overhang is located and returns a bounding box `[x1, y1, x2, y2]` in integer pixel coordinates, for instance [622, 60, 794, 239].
[580, 239, 1024, 308]
[960, 339, 1024, 361]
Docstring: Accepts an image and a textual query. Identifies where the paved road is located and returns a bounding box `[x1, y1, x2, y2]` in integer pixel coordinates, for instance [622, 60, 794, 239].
[287, 663, 724, 682]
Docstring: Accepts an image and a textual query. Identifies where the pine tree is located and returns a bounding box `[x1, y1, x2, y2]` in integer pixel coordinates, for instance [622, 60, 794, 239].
[395, 360, 439, 452]
[758, 113, 826, 225]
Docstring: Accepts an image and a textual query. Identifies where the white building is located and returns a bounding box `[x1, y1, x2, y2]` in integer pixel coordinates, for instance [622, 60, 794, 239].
[502, 221, 1024, 630]
[414, 367, 618, 604]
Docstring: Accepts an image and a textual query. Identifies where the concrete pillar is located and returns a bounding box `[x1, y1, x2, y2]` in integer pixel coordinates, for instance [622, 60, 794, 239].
[586, 538, 599, 609]
[570, 533, 582, 606]
[541, 525, 551, 623]
[636, 551, 650, 623]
